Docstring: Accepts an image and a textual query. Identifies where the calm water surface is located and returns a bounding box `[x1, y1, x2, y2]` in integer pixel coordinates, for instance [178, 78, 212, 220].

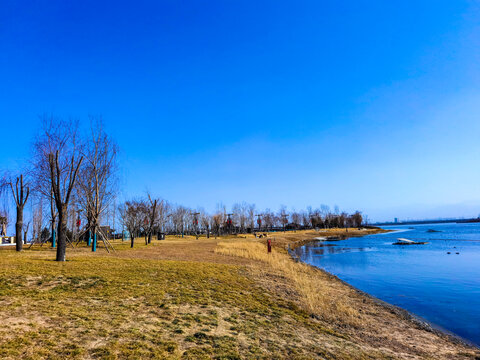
[292, 223, 480, 345]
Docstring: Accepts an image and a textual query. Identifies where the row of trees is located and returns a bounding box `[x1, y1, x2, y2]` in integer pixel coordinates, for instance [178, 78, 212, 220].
[118, 199, 365, 245]
[1, 116, 118, 261]
[1, 116, 365, 261]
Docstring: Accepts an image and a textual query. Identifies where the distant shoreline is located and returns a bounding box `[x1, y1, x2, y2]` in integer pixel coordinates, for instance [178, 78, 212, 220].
[375, 218, 480, 226]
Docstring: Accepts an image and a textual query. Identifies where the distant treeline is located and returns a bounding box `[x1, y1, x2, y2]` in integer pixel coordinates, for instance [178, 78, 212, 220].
[119, 199, 364, 243]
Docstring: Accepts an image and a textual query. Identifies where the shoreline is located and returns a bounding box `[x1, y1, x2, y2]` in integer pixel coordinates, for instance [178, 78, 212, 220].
[287, 229, 480, 350]
[217, 229, 480, 358]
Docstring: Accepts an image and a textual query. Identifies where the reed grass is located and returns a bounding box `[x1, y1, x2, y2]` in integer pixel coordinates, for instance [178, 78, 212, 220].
[214, 241, 363, 327]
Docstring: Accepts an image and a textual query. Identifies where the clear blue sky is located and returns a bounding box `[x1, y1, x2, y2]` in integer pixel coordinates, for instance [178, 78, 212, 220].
[1, 1, 480, 222]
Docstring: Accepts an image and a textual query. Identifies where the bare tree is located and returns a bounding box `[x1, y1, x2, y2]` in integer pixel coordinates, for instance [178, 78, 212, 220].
[49, 150, 83, 260]
[352, 211, 363, 228]
[9, 174, 30, 251]
[300, 211, 310, 229]
[144, 194, 159, 244]
[30, 116, 62, 248]
[291, 210, 301, 230]
[263, 209, 275, 230]
[339, 212, 348, 229]
[334, 205, 340, 215]
[0, 175, 9, 237]
[119, 200, 143, 248]
[76, 118, 118, 250]
[171, 205, 188, 237]
[23, 221, 31, 245]
[211, 213, 222, 238]
[32, 118, 84, 261]
[363, 215, 370, 225]
[232, 202, 249, 233]
[191, 211, 200, 237]
[31, 197, 44, 246]
[310, 208, 322, 229]
[247, 203, 256, 231]
[199, 210, 210, 238]
[320, 204, 330, 218]
[155, 199, 169, 237]
[278, 205, 288, 232]
[185, 210, 195, 235]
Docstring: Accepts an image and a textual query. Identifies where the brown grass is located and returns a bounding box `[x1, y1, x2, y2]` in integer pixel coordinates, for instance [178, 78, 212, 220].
[215, 241, 361, 327]
[0, 229, 478, 359]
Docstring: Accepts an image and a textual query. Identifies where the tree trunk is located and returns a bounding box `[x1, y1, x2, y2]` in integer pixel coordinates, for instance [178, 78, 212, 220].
[148, 233, 152, 244]
[56, 206, 67, 262]
[15, 206, 23, 252]
[130, 235, 135, 248]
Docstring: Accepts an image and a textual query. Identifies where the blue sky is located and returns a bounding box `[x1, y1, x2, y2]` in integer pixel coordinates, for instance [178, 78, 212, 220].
[1, 1, 480, 221]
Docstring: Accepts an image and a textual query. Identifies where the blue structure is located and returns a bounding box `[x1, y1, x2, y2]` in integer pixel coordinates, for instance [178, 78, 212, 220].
[92, 232, 97, 252]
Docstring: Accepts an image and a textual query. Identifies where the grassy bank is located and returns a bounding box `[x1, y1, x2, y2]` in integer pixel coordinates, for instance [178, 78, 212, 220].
[0, 230, 478, 359]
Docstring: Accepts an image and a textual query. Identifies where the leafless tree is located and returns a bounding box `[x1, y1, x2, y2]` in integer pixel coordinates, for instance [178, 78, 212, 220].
[31, 197, 44, 246]
[155, 199, 169, 236]
[8, 174, 30, 251]
[30, 117, 63, 247]
[143, 193, 160, 244]
[291, 210, 301, 230]
[171, 205, 188, 237]
[211, 213, 222, 238]
[232, 202, 248, 233]
[334, 205, 340, 215]
[278, 205, 288, 232]
[76, 118, 118, 248]
[263, 209, 275, 230]
[301, 211, 310, 229]
[0, 175, 9, 236]
[119, 200, 143, 248]
[351, 211, 363, 228]
[185, 210, 195, 235]
[338, 212, 348, 228]
[320, 204, 330, 218]
[23, 221, 31, 245]
[247, 203, 256, 231]
[310, 208, 322, 229]
[363, 215, 370, 225]
[199, 209, 210, 238]
[32, 117, 84, 261]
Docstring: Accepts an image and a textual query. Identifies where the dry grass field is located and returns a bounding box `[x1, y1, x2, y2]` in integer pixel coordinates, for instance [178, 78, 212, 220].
[0, 230, 479, 359]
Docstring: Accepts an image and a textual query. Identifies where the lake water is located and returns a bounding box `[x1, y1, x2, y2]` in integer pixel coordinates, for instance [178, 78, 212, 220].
[292, 223, 480, 346]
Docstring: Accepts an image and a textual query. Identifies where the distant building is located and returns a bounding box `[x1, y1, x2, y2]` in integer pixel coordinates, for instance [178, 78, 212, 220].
[394, 218, 399, 223]
[1, 236, 15, 245]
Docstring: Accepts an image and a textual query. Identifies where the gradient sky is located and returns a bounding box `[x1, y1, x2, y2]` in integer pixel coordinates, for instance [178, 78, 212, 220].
[1, 1, 480, 222]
